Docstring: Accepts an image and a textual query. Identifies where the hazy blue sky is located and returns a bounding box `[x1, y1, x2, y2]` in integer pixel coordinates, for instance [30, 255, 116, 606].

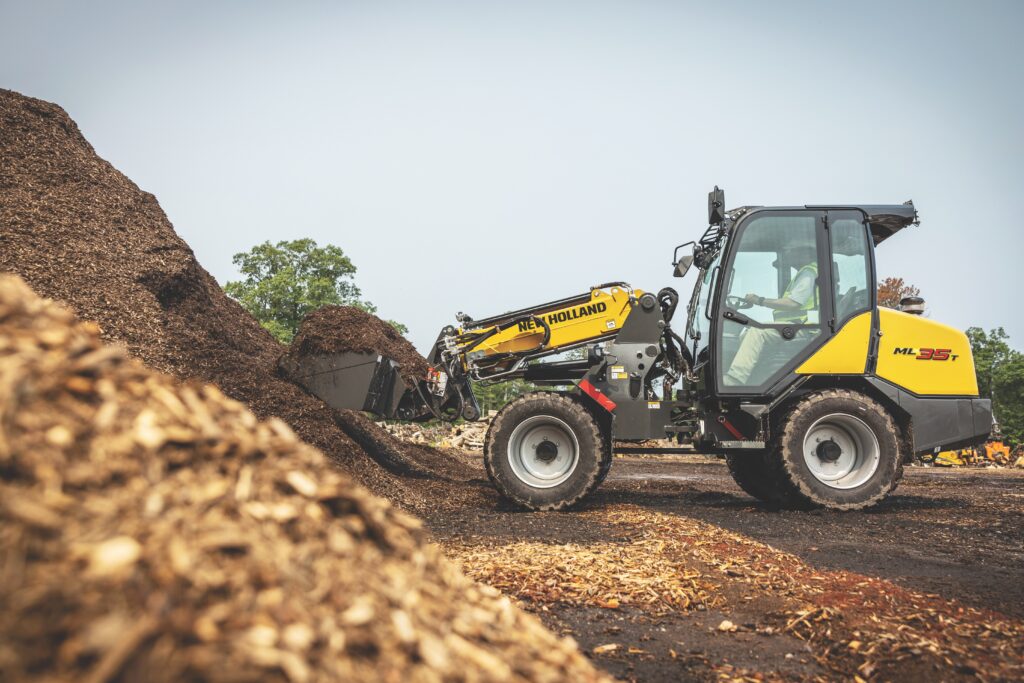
[2, 1, 1022, 351]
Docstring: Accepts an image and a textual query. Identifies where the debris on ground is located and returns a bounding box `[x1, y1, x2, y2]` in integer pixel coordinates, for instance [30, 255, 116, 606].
[334, 409, 481, 482]
[447, 535, 720, 614]
[378, 419, 490, 451]
[0, 275, 608, 683]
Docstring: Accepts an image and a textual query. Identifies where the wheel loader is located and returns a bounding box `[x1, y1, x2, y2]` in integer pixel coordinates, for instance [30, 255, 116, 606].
[281, 188, 992, 510]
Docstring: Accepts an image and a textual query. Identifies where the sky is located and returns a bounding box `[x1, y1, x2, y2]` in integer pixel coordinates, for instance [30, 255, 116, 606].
[2, 1, 1022, 351]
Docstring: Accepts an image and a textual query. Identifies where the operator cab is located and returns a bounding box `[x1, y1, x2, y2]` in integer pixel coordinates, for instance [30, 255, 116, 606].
[676, 189, 917, 402]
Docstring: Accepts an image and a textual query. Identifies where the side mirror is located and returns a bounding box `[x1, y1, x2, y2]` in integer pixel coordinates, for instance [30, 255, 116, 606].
[708, 186, 725, 225]
[673, 254, 694, 278]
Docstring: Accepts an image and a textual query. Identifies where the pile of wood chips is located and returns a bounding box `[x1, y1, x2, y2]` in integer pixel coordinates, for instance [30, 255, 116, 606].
[0, 275, 607, 683]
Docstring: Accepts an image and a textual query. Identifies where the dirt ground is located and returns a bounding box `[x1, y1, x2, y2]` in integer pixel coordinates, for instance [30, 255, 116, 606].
[426, 455, 1024, 682]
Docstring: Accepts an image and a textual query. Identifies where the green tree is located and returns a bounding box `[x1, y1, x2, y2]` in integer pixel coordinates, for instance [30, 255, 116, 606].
[966, 327, 1013, 400]
[967, 327, 1024, 446]
[473, 379, 536, 416]
[993, 353, 1024, 445]
[224, 239, 406, 343]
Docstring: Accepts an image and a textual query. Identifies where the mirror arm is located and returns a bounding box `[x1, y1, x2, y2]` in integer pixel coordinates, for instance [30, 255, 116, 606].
[672, 240, 695, 265]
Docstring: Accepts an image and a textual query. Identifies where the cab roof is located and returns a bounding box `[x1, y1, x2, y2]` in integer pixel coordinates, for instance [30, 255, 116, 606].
[731, 202, 918, 245]
[806, 202, 918, 244]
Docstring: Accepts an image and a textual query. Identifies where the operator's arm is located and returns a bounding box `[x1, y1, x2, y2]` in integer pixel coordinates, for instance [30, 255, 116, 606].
[744, 268, 815, 311]
[744, 293, 800, 310]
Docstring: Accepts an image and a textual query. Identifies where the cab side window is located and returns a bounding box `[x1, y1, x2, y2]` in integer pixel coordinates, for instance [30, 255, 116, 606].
[829, 216, 871, 328]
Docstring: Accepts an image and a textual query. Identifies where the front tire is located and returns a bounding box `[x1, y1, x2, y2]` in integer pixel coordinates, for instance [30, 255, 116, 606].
[725, 451, 801, 506]
[484, 392, 610, 511]
[773, 389, 900, 510]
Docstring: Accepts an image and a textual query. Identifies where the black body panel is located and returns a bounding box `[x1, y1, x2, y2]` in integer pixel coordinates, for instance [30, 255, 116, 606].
[866, 377, 992, 453]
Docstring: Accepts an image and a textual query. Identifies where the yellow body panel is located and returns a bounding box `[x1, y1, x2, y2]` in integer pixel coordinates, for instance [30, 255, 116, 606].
[796, 311, 872, 375]
[875, 308, 978, 396]
[459, 286, 639, 358]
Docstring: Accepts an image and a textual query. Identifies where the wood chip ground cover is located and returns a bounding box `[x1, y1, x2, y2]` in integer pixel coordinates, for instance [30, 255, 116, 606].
[444, 505, 1024, 681]
[446, 537, 721, 614]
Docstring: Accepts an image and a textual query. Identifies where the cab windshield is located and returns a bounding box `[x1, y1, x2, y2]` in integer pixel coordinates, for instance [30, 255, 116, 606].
[718, 213, 823, 391]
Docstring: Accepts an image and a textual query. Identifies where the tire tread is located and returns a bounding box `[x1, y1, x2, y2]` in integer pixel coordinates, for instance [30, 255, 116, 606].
[484, 392, 609, 511]
[773, 389, 899, 511]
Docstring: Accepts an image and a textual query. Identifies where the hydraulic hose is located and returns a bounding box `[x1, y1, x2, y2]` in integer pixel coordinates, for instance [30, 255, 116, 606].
[657, 287, 679, 322]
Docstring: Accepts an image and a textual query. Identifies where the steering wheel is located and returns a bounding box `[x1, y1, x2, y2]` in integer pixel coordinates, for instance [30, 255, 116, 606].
[725, 295, 754, 310]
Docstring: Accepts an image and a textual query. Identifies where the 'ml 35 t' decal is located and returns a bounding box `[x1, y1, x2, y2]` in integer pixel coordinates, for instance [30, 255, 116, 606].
[893, 347, 959, 361]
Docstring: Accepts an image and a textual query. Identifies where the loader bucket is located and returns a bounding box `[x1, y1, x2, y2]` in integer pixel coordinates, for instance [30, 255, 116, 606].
[279, 351, 409, 418]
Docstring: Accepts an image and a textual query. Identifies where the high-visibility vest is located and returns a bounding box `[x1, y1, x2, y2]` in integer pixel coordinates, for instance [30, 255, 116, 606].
[774, 263, 818, 324]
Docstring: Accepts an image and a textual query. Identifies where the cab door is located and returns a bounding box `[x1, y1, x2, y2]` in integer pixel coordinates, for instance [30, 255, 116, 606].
[711, 209, 833, 397]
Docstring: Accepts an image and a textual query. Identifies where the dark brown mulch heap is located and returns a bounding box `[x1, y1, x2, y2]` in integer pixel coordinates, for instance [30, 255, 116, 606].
[284, 305, 433, 385]
[282, 307, 476, 482]
[0, 275, 606, 683]
[0, 88, 482, 512]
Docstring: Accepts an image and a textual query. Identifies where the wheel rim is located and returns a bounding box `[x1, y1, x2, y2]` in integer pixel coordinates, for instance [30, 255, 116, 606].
[507, 415, 580, 488]
[802, 413, 880, 490]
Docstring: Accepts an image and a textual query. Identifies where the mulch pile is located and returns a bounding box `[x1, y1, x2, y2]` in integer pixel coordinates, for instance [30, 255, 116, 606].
[0, 88, 480, 512]
[283, 306, 432, 385]
[0, 274, 607, 683]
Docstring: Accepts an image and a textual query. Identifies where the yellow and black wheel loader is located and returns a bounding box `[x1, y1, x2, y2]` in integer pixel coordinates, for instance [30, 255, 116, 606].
[282, 187, 991, 510]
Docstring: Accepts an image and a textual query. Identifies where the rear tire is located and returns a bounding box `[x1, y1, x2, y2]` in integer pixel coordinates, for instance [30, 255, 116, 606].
[773, 389, 900, 510]
[485, 392, 610, 511]
[725, 451, 801, 506]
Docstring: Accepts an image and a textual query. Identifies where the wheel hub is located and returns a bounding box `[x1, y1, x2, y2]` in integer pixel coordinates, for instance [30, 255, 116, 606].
[815, 438, 843, 463]
[506, 415, 580, 489]
[801, 413, 880, 490]
[535, 439, 559, 463]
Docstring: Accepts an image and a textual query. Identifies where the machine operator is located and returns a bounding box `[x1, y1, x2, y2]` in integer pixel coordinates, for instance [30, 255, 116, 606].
[724, 245, 818, 386]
